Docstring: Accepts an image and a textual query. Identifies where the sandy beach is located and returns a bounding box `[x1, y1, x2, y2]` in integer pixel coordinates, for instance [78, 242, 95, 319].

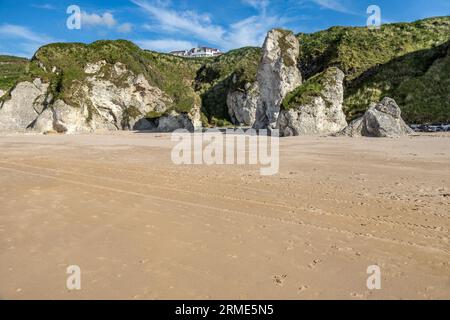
[0, 132, 449, 300]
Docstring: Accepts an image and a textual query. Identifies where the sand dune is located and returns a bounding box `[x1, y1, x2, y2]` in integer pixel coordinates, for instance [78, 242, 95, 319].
[0, 132, 449, 299]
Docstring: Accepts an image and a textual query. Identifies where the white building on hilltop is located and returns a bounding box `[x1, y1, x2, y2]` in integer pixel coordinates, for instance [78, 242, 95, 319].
[170, 47, 222, 58]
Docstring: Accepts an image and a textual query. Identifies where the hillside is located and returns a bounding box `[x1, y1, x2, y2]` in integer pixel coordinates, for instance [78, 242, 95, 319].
[0, 42, 261, 126]
[345, 40, 450, 123]
[194, 46, 261, 125]
[297, 16, 450, 122]
[1, 16, 449, 127]
[0, 55, 29, 93]
[28, 40, 202, 116]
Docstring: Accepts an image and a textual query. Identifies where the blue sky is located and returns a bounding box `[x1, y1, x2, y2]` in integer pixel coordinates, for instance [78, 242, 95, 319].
[0, 0, 449, 57]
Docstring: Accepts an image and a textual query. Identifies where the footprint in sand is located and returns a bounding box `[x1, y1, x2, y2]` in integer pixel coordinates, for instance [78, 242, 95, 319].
[297, 285, 309, 293]
[350, 292, 364, 299]
[273, 275, 287, 287]
[308, 259, 322, 269]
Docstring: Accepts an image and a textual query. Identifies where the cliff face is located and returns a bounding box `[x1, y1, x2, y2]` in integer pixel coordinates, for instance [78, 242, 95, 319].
[0, 42, 263, 132]
[297, 16, 450, 123]
[0, 78, 49, 131]
[0, 16, 449, 134]
[253, 29, 302, 130]
[0, 41, 203, 133]
[224, 29, 303, 129]
[278, 67, 347, 136]
[227, 80, 259, 126]
[195, 46, 261, 126]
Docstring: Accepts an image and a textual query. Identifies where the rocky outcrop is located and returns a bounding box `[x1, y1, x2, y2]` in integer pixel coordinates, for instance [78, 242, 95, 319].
[0, 89, 5, 98]
[253, 29, 302, 130]
[0, 78, 50, 131]
[78, 62, 173, 131]
[277, 67, 347, 136]
[33, 107, 54, 133]
[32, 99, 93, 134]
[52, 100, 93, 134]
[0, 61, 201, 133]
[188, 104, 203, 131]
[340, 97, 414, 137]
[156, 111, 196, 132]
[227, 80, 259, 126]
[152, 104, 202, 132]
[84, 60, 106, 74]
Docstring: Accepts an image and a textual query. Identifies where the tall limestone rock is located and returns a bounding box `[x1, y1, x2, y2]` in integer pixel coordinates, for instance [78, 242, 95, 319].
[253, 29, 302, 130]
[0, 78, 50, 131]
[277, 67, 348, 136]
[340, 97, 414, 137]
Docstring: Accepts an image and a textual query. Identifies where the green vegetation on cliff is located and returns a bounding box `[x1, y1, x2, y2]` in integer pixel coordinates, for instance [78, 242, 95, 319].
[29, 40, 202, 113]
[2, 16, 449, 125]
[282, 67, 339, 110]
[1, 41, 260, 126]
[345, 40, 450, 123]
[275, 29, 297, 67]
[297, 16, 450, 123]
[0, 55, 29, 92]
[194, 46, 261, 123]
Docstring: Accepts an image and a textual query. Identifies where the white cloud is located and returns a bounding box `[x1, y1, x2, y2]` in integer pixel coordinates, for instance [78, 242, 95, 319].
[0, 24, 55, 43]
[312, 0, 353, 14]
[132, 0, 225, 45]
[242, 0, 269, 13]
[136, 39, 196, 52]
[133, 0, 286, 51]
[80, 11, 134, 33]
[225, 14, 285, 49]
[31, 3, 56, 10]
[0, 24, 58, 57]
[81, 11, 117, 28]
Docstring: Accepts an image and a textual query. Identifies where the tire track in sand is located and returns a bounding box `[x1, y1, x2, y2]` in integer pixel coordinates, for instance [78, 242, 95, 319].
[0, 163, 448, 256]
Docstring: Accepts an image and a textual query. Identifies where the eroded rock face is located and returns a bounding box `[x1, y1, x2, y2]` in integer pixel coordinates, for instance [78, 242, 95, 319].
[51, 100, 92, 134]
[0, 61, 201, 134]
[253, 29, 302, 130]
[156, 111, 195, 132]
[340, 97, 414, 137]
[33, 107, 54, 133]
[0, 78, 50, 131]
[84, 60, 107, 74]
[188, 104, 203, 131]
[277, 67, 348, 136]
[132, 104, 201, 133]
[81, 62, 173, 131]
[227, 81, 259, 126]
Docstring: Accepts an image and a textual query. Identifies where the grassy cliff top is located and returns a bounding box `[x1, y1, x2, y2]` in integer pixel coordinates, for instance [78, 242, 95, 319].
[195, 46, 261, 90]
[297, 16, 450, 123]
[29, 40, 202, 113]
[32, 40, 260, 95]
[194, 46, 261, 122]
[282, 67, 340, 110]
[298, 16, 450, 82]
[0, 55, 29, 91]
[345, 40, 450, 123]
[2, 16, 449, 124]
[1, 40, 261, 125]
